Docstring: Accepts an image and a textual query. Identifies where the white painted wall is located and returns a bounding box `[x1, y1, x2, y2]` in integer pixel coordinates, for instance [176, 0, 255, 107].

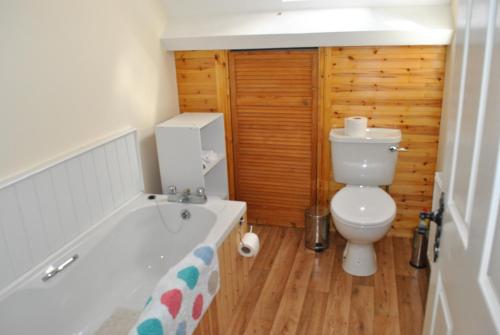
[0, 0, 179, 193]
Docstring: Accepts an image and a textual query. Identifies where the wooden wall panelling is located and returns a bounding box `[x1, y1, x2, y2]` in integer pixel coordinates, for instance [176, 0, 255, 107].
[194, 217, 250, 335]
[229, 50, 318, 228]
[174, 51, 235, 199]
[318, 46, 446, 237]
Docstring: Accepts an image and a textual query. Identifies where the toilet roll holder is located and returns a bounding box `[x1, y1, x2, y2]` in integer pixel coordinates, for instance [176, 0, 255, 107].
[238, 216, 256, 255]
[238, 215, 253, 243]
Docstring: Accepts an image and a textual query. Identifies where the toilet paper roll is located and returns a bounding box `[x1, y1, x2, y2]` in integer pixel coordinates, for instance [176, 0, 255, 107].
[238, 232, 260, 257]
[344, 116, 368, 137]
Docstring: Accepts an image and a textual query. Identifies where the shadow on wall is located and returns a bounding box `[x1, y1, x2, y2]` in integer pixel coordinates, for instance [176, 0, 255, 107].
[139, 130, 163, 194]
[139, 45, 180, 194]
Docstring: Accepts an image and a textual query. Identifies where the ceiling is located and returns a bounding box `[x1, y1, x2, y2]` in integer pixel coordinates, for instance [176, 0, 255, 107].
[161, 0, 450, 17]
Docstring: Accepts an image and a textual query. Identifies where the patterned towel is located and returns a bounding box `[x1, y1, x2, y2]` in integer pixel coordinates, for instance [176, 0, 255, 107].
[129, 244, 220, 335]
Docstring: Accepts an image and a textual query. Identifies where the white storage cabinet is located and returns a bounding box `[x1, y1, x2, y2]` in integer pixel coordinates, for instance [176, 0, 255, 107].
[155, 113, 228, 199]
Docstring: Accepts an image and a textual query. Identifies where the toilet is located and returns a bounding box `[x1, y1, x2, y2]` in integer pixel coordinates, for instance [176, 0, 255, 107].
[329, 127, 402, 276]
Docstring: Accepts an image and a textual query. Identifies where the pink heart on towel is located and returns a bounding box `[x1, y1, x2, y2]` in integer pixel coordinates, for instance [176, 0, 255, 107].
[192, 294, 203, 320]
[160, 289, 182, 319]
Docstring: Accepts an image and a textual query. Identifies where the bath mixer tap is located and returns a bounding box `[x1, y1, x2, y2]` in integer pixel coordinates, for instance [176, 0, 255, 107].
[180, 188, 191, 203]
[165, 185, 207, 204]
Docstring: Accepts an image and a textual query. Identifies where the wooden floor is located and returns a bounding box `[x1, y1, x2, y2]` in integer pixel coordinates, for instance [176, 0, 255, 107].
[225, 226, 429, 335]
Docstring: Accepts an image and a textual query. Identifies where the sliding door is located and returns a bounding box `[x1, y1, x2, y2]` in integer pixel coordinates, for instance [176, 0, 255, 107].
[229, 50, 318, 227]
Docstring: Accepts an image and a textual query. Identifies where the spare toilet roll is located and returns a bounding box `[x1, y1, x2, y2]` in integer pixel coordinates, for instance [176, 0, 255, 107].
[344, 116, 368, 137]
[238, 232, 260, 257]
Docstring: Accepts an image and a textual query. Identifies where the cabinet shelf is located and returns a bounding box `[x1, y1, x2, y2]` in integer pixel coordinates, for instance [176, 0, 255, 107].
[202, 153, 226, 175]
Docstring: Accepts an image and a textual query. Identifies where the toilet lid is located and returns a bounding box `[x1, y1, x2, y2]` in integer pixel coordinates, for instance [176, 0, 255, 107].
[331, 186, 396, 227]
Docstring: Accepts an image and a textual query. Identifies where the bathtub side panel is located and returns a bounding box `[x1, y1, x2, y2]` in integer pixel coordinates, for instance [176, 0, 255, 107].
[194, 214, 249, 335]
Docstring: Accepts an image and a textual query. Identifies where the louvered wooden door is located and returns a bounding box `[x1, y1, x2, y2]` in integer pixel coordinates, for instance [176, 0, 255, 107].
[229, 50, 318, 227]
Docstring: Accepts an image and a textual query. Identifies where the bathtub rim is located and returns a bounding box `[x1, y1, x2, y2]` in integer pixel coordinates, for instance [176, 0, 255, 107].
[0, 193, 246, 301]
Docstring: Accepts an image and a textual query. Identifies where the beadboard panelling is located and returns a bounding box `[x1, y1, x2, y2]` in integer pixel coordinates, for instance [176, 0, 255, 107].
[93, 146, 116, 215]
[318, 46, 446, 237]
[15, 179, 50, 264]
[0, 187, 32, 277]
[33, 170, 65, 251]
[0, 226, 14, 289]
[0, 129, 143, 292]
[80, 152, 105, 225]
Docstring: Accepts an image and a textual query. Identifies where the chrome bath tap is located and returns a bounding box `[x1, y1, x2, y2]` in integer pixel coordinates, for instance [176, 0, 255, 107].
[166, 185, 207, 204]
[179, 188, 191, 203]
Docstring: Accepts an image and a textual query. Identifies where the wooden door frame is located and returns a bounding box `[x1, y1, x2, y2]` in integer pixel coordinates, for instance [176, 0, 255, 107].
[316, 48, 326, 209]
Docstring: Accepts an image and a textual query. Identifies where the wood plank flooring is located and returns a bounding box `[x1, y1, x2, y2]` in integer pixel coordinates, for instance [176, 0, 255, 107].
[224, 226, 429, 335]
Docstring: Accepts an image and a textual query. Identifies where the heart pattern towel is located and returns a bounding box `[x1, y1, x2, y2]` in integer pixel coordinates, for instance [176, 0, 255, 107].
[129, 244, 219, 335]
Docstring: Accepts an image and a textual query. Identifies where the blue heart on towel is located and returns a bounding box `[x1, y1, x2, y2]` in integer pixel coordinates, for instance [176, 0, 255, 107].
[137, 318, 163, 335]
[194, 246, 214, 266]
[177, 266, 199, 289]
[176, 321, 187, 335]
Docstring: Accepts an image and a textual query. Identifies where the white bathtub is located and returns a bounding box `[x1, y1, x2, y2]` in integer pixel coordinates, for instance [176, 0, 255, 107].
[0, 194, 246, 335]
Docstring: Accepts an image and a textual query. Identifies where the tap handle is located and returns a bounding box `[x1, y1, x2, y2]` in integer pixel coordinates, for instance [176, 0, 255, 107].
[196, 187, 206, 197]
[167, 185, 177, 195]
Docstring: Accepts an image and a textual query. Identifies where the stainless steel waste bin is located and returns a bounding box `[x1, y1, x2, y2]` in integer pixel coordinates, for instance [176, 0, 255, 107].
[410, 227, 428, 268]
[305, 206, 330, 251]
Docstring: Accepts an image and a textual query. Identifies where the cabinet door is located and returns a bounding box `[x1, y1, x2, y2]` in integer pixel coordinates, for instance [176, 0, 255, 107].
[230, 50, 318, 227]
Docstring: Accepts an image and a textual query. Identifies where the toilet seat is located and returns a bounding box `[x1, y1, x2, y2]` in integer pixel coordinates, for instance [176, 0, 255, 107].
[331, 186, 396, 228]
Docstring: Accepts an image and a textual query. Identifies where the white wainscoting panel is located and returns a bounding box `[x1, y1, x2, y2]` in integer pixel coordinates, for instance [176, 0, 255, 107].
[487, 209, 500, 311]
[0, 129, 143, 292]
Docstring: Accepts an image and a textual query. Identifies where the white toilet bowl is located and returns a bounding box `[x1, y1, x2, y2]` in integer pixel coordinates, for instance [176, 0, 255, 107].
[330, 185, 396, 276]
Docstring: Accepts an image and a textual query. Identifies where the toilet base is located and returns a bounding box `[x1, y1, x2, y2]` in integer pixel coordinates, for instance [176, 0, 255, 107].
[342, 242, 377, 276]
